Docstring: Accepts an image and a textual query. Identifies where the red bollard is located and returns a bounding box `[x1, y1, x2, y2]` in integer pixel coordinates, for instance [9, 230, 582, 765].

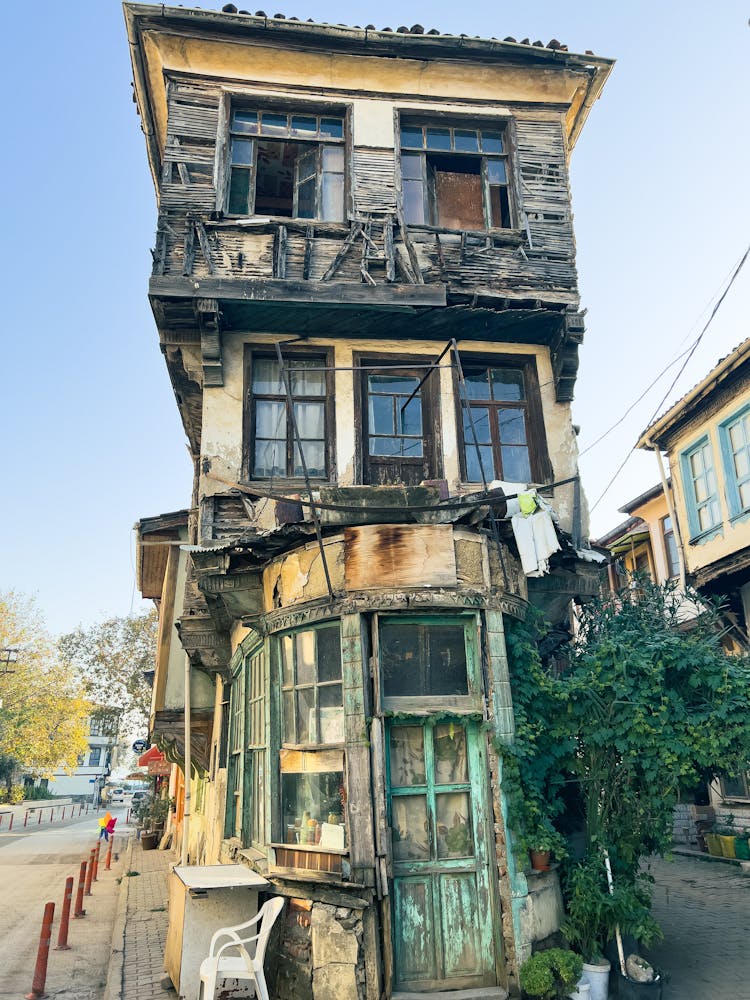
[92, 843, 100, 882]
[23, 810, 29, 828]
[6, 812, 12, 831]
[105, 837, 114, 871]
[61, 807, 65, 821]
[55, 877, 74, 951]
[25, 901, 54, 999]
[74, 861, 87, 918]
[84, 850, 95, 896]
[38, 811, 42, 826]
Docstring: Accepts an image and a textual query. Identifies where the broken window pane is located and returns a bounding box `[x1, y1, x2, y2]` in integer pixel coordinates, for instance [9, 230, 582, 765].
[491, 368, 525, 401]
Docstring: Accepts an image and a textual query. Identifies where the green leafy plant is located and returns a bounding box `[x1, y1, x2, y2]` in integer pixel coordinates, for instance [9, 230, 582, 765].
[133, 793, 171, 832]
[519, 948, 582, 999]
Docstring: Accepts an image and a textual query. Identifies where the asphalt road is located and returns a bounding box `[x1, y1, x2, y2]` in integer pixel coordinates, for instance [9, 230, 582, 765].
[0, 807, 129, 1000]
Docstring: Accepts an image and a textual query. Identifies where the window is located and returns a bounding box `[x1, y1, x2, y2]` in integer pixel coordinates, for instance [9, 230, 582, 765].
[228, 666, 245, 840]
[378, 616, 481, 711]
[720, 407, 750, 518]
[661, 515, 679, 579]
[226, 645, 268, 847]
[680, 438, 721, 539]
[360, 359, 441, 485]
[721, 770, 750, 801]
[88, 746, 102, 767]
[226, 108, 345, 221]
[246, 353, 332, 480]
[457, 357, 550, 484]
[279, 622, 346, 852]
[399, 121, 512, 230]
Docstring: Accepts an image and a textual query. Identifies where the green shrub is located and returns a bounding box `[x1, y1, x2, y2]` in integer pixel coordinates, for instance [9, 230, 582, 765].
[519, 948, 582, 999]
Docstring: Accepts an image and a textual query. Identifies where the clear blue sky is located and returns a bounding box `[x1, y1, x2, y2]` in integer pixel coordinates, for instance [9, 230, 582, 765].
[1, 0, 748, 635]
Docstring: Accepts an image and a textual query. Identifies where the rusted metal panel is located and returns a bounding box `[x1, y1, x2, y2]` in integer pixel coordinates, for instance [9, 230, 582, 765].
[344, 525, 457, 591]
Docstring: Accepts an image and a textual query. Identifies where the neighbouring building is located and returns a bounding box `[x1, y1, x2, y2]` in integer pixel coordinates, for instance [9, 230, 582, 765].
[45, 708, 121, 801]
[126, 5, 612, 996]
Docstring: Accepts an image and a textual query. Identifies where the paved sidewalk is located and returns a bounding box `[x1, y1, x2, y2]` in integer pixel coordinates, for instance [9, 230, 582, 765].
[644, 854, 750, 998]
[107, 839, 175, 1000]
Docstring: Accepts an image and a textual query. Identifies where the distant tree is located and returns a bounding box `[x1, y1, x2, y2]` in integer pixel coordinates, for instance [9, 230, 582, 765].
[58, 610, 157, 745]
[0, 591, 90, 790]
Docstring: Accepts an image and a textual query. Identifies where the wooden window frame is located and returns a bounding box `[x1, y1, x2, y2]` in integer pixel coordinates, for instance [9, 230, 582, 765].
[719, 405, 750, 521]
[220, 102, 349, 222]
[661, 515, 680, 579]
[279, 622, 344, 751]
[242, 345, 336, 484]
[680, 437, 722, 542]
[354, 352, 443, 486]
[398, 117, 515, 232]
[453, 353, 552, 485]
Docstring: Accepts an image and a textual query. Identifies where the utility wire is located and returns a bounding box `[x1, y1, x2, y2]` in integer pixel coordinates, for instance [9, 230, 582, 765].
[589, 243, 749, 514]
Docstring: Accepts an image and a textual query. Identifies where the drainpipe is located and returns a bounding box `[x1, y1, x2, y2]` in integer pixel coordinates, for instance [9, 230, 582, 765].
[647, 438, 687, 591]
[181, 652, 192, 866]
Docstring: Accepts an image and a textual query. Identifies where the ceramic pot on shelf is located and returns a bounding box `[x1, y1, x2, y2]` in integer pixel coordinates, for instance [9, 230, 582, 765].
[529, 849, 551, 871]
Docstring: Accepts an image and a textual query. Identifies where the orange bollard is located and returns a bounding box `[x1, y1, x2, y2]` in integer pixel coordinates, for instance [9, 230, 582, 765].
[7, 812, 12, 831]
[84, 850, 95, 896]
[25, 901, 54, 999]
[105, 837, 114, 871]
[92, 843, 100, 883]
[55, 877, 74, 951]
[38, 811, 42, 826]
[24, 810, 29, 828]
[73, 861, 87, 918]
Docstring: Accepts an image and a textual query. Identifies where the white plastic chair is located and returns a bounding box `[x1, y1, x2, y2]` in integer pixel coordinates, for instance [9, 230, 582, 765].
[199, 896, 284, 1000]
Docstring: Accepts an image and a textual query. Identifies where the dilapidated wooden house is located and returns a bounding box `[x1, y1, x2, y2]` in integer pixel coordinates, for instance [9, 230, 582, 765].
[126, 5, 611, 997]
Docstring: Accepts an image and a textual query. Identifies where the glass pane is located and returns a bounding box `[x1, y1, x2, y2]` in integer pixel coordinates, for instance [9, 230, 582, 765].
[481, 131, 504, 153]
[501, 446, 531, 483]
[427, 625, 469, 695]
[400, 397, 423, 436]
[370, 374, 420, 394]
[403, 178, 426, 225]
[498, 408, 527, 445]
[255, 399, 285, 437]
[320, 117, 344, 138]
[231, 138, 254, 165]
[690, 449, 705, 476]
[370, 436, 404, 456]
[319, 686, 344, 743]
[400, 125, 423, 148]
[260, 112, 288, 134]
[729, 418, 748, 450]
[228, 167, 251, 214]
[296, 176, 315, 219]
[290, 359, 326, 395]
[401, 152, 423, 180]
[232, 110, 258, 134]
[294, 401, 325, 437]
[734, 449, 750, 480]
[254, 439, 285, 477]
[296, 631, 316, 685]
[291, 115, 316, 134]
[463, 407, 492, 444]
[323, 145, 344, 171]
[321, 170, 344, 221]
[253, 358, 284, 394]
[282, 690, 295, 742]
[426, 127, 451, 150]
[740, 481, 750, 510]
[381, 623, 468, 698]
[298, 151, 317, 181]
[454, 130, 479, 152]
[282, 771, 346, 844]
[296, 686, 314, 743]
[434, 724, 468, 784]
[400, 438, 424, 457]
[391, 795, 430, 860]
[694, 474, 708, 504]
[294, 441, 325, 478]
[317, 627, 342, 682]
[465, 444, 494, 483]
[436, 792, 473, 858]
[369, 393, 394, 435]
[390, 727, 426, 787]
[487, 159, 507, 184]
[464, 369, 490, 400]
[491, 368, 525, 401]
[282, 635, 294, 684]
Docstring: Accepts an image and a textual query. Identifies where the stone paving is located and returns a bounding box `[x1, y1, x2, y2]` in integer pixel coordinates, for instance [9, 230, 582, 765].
[643, 854, 750, 999]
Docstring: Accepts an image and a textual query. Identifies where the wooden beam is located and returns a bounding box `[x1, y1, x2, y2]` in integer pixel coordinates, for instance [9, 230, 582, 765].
[150, 276, 446, 307]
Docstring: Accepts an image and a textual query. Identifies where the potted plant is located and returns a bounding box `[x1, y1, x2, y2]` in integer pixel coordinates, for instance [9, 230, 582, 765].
[133, 793, 171, 850]
[520, 948, 583, 999]
[524, 819, 566, 873]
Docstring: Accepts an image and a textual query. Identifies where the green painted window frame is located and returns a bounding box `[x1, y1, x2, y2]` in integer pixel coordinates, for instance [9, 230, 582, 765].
[225, 641, 268, 848]
[377, 613, 482, 713]
[679, 436, 722, 541]
[719, 405, 750, 520]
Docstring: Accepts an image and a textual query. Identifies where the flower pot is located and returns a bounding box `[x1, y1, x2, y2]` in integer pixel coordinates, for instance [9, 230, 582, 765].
[141, 831, 158, 850]
[529, 849, 551, 871]
[568, 980, 591, 999]
[580, 959, 610, 1000]
[705, 832, 722, 856]
[617, 972, 663, 999]
[734, 836, 750, 861]
[718, 834, 736, 858]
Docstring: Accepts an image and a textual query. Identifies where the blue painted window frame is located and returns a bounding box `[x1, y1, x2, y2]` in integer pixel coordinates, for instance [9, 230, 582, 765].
[679, 436, 721, 541]
[719, 404, 750, 520]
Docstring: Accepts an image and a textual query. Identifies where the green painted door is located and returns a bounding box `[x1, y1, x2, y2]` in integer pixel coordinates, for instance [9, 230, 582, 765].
[387, 719, 497, 992]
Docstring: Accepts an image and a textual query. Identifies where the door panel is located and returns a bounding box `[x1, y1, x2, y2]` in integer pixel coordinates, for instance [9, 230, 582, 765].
[388, 719, 497, 991]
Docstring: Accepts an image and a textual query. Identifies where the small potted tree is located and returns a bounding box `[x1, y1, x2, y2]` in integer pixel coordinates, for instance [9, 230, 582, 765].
[519, 948, 583, 999]
[134, 793, 171, 850]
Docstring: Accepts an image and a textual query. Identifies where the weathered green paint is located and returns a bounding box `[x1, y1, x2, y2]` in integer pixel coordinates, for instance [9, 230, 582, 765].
[388, 719, 497, 991]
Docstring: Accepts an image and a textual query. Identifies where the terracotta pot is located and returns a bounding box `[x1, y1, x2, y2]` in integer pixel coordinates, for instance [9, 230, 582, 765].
[529, 849, 551, 871]
[141, 831, 158, 850]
